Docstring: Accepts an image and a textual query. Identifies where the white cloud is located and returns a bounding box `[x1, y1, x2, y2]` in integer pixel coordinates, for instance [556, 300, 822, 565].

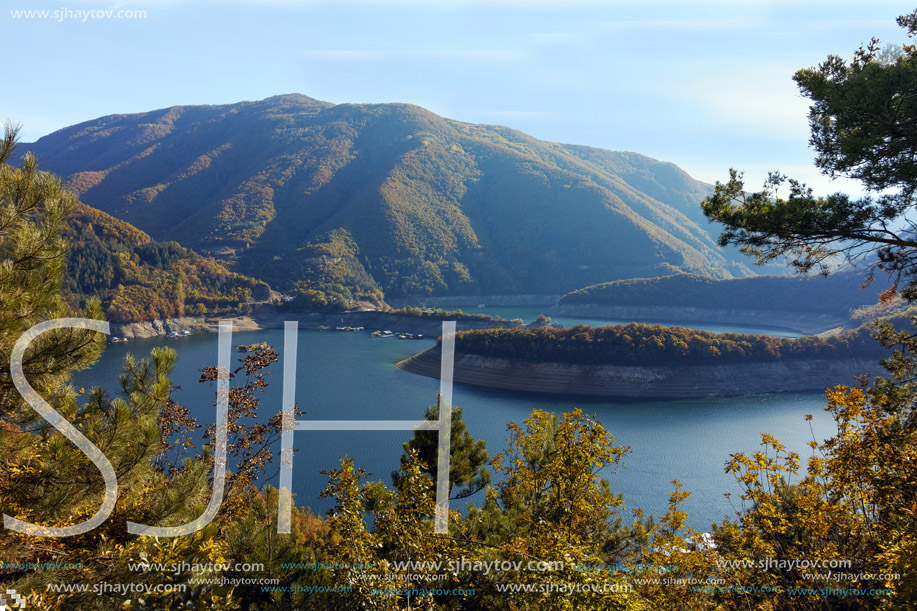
[529, 32, 583, 44]
[301, 49, 526, 62]
[478, 110, 552, 122]
[596, 18, 757, 32]
[620, 60, 811, 140]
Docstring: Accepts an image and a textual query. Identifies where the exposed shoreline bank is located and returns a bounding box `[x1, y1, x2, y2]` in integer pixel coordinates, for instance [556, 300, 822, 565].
[396, 347, 881, 399]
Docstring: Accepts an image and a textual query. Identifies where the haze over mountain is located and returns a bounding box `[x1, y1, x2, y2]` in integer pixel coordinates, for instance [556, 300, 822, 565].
[23, 94, 756, 299]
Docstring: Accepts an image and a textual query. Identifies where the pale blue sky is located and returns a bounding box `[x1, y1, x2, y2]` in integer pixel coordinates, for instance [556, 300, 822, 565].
[3, 0, 912, 193]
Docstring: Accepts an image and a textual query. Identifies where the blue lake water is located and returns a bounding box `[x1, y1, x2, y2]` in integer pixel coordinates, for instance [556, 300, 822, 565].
[441, 304, 804, 338]
[73, 318, 838, 531]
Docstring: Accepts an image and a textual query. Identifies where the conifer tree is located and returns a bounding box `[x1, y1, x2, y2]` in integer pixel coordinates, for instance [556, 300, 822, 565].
[395, 403, 490, 500]
[0, 123, 105, 429]
[0, 125, 280, 610]
[702, 12, 917, 300]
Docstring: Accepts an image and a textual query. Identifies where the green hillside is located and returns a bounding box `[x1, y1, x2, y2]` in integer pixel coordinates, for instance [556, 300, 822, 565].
[24, 94, 755, 299]
[63, 202, 268, 322]
[559, 271, 888, 318]
[451, 322, 887, 367]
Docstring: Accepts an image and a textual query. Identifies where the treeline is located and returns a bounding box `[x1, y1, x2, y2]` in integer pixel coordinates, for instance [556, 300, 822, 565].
[452, 323, 887, 366]
[389, 306, 502, 322]
[63, 202, 269, 323]
[246, 228, 384, 307]
[560, 271, 887, 318]
[276, 288, 350, 313]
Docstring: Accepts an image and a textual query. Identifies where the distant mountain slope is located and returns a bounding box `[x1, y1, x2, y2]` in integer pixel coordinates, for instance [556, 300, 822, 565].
[558, 147, 713, 227]
[558, 271, 888, 318]
[64, 202, 268, 323]
[24, 94, 755, 298]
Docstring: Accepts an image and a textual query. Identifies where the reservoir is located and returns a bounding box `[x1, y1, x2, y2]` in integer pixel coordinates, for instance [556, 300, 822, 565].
[73, 318, 841, 531]
[448, 304, 805, 338]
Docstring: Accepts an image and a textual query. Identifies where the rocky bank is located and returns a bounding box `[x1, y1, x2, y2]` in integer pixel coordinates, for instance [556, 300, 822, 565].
[397, 347, 881, 399]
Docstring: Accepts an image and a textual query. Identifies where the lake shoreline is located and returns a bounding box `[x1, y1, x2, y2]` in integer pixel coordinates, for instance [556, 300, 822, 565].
[108, 308, 523, 340]
[397, 346, 881, 399]
[547, 303, 847, 335]
[108, 299, 852, 341]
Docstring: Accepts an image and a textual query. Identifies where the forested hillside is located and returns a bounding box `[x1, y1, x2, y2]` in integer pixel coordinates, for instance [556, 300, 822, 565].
[23, 94, 756, 299]
[63, 202, 268, 322]
[451, 322, 887, 366]
[560, 271, 888, 318]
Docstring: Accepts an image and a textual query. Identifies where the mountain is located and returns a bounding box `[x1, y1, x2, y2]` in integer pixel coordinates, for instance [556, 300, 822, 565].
[63, 202, 269, 323]
[558, 271, 888, 319]
[23, 93, 755, 300]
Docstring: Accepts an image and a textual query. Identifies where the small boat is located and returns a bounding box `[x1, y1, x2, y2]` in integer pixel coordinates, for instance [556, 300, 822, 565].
[371, 330, 394, 338]
[336, 326, 365, 332]
[167, 331, 180, 337]
[180, 330, 192, 336]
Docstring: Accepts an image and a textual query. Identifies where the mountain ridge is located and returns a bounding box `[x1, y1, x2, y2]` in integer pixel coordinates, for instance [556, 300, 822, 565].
[22, 93, 756, 301]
